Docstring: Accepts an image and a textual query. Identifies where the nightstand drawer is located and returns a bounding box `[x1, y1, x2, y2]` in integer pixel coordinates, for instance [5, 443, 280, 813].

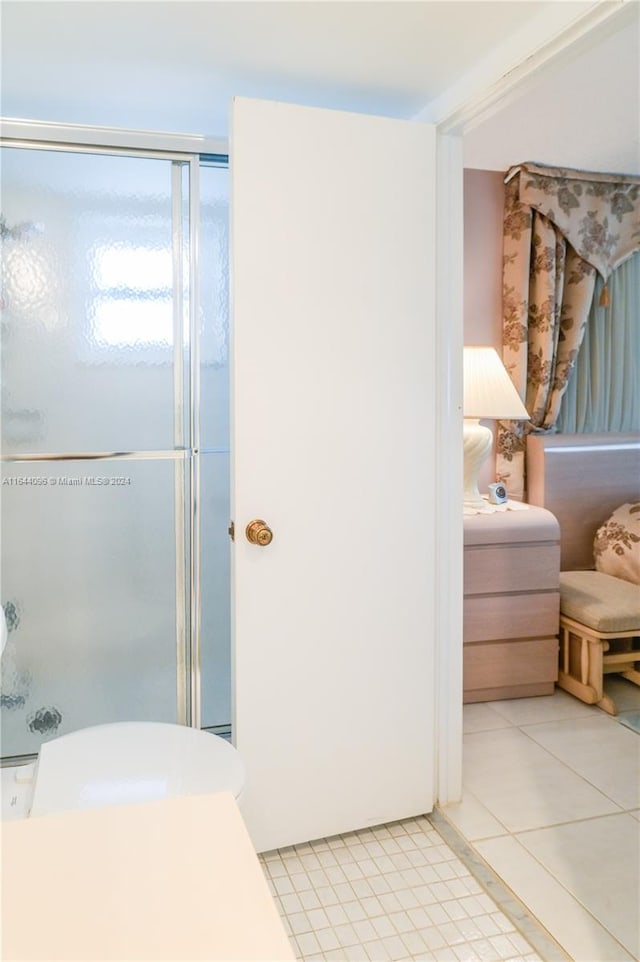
[464, 591, 559, 643]
[464, 543, 560, 595]
[464, 637, 559, 692]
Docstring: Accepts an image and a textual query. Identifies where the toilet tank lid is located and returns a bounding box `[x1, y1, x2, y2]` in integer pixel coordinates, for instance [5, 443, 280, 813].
[29, 722, 246, 818]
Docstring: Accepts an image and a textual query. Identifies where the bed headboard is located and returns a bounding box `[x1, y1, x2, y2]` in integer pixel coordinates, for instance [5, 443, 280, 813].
[526, 432, 640, 571]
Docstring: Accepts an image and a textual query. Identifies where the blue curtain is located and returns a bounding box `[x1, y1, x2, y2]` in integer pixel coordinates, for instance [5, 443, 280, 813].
[556, 251, 640, 433]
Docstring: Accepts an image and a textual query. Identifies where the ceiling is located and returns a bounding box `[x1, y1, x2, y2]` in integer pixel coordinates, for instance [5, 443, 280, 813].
[1, 1, 637, 174]
[0, 1, 581, 134]
[464, 9, 639, 172]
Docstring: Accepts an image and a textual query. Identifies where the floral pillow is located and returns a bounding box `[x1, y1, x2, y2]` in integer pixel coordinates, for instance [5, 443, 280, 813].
[593, 502, 640, 586]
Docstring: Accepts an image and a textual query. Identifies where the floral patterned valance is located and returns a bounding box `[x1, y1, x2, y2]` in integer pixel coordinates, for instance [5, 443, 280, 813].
[505, 162, 640, 280]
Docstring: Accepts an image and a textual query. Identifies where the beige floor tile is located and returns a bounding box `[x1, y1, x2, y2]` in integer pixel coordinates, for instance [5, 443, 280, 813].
[488, 689, 596, 726]
[442, 789, 509, 842]
[523, 714, 640, 810]
[463, 727, 620, 831]
[463, 703, 513, 734]
[516, 812, 640, 959]
[474, 835, 635, 962]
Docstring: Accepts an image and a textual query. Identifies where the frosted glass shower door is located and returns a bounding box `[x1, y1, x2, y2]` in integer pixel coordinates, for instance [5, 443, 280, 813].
[0, 145, 193, 758]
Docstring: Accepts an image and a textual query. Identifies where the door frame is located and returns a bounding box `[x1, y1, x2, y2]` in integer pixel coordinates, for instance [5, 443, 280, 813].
[430, 0, 633, 806]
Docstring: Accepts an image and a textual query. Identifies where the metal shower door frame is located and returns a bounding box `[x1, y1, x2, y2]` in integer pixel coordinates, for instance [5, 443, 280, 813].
[0, 134, 203, 733]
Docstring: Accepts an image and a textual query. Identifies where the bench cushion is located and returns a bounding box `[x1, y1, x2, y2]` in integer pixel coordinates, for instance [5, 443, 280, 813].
[560, 570, 640, 633]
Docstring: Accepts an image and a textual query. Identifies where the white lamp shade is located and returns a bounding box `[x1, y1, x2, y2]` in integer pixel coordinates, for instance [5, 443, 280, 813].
[463, 347, 529, 421]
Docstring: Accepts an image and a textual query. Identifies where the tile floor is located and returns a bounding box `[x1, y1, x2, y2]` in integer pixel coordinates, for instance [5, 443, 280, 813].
[260, 813, 552, 962]
[3, 682, 637, 961]
[262, 678, 639, 962]
[443, 677, 640, 962]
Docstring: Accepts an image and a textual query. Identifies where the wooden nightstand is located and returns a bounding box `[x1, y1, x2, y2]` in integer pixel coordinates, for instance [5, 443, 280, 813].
[463, 506, 560, 702]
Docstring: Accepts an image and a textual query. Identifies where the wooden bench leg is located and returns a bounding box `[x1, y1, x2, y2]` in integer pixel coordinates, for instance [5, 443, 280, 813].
[586, 639, 619, 715]
[557, 671, 598, 704]
[557, 628, 599, 704]
[556, 627, 620, 713]
[587, 639, 605, 702]
[621, 668, 640, 687]
[558, 616, 640, 714]
[596, 692, 618, 716]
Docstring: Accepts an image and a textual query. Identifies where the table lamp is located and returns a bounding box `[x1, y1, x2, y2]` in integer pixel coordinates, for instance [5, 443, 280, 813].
[463, 346, 530, 509]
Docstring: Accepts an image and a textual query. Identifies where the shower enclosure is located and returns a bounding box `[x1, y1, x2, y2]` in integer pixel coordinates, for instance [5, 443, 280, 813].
[0, 137, 230, 761]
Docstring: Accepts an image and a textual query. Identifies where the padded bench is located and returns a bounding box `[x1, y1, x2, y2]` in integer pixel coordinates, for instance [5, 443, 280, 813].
[558, 570, 640, 715]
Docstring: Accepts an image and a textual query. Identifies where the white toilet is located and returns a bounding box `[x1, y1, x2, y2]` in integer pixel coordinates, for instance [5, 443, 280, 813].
[13, 722, 246, 819]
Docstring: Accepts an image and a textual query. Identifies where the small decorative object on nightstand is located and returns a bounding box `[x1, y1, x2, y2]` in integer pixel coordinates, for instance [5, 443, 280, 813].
[487, 482, 508, 505]
[463, 505, 561, 702]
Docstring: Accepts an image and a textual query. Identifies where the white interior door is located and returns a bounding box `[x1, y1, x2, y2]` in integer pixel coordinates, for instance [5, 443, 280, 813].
[231, 97, 437, 853]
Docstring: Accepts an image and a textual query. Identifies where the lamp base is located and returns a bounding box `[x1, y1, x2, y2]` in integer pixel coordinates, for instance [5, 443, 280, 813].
[463, 419, 493, 509]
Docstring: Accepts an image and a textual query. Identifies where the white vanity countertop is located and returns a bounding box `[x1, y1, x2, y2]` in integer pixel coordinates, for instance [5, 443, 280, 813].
[1, 791, 295, 961]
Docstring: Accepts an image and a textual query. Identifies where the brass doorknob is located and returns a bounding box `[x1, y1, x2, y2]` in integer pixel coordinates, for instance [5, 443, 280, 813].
[245, 519, 273, 546]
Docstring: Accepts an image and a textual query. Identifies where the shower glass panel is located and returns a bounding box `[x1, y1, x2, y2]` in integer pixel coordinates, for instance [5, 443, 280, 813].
[0, 148, 187, 455]
[0, 143, 195, 759]
[1, 459, 187, 758]
[199, 160, 231, 731]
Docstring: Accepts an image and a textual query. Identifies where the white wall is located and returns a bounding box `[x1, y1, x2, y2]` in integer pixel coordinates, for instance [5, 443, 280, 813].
[463, 168, 504, 491]
[464, 15, 640, 174]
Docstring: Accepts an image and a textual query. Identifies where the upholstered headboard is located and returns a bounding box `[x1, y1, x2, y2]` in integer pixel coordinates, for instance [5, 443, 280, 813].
[526, 433, 640, 571]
